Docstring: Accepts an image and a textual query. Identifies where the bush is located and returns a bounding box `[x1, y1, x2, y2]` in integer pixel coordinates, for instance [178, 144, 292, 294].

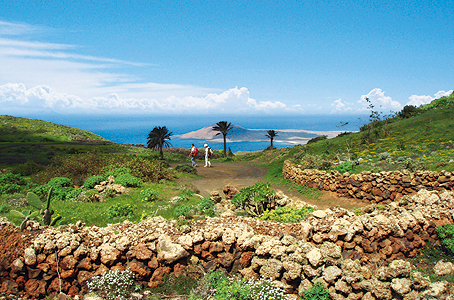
[199, 197, 215, 217]
[259, 206, 315, 223]
[301, 281, 330, 300]
[246, 278, 289, 300]
[293, 154, 332, 171]
[32, 153, 174, 186]
[0, 183, 22, 195]
[0, 204, 11, 213]
[106, 204, 134, 219]
[104, 167, 131, 178]
[65, 188, 83, 201]
[174, 204, 192, 217]
[175, 164, 197, 174]
[437, 224, 454, 255]
[84, 175, 106, 189]
[307, 135, 327, 144]
[378, 152, 391, 161]
[399, 105, 420, 118]
[138, 188, 159, 202]
[333, 161, 355, 173]
[232, 181, 275, 217]
[87, 269, 135, 300]
[0, 173, 27, 194]
[48, 177, 73, 188]
[114, 174, 143, 187]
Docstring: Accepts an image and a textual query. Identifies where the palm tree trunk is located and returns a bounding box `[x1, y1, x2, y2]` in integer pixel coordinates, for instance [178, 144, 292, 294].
[223, 134, 227, 157]
[271, 138, 274, 148]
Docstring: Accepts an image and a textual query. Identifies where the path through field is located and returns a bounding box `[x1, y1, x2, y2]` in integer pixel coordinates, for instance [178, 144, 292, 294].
[178, 161, 369, 210]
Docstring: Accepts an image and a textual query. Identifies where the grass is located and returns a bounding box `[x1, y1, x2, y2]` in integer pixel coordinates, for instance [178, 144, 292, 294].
[410, 241, 454, 284]
[4, 181, 206, 227]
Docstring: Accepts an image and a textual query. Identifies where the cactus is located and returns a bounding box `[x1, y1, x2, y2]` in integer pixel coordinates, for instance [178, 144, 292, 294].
[27, 187, 60, 226]
[9, 209, 40, 230]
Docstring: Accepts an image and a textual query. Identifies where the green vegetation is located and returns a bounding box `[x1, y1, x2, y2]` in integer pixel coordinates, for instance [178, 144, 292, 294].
[236, 92, 454, 174]
[301, 281, 330, 300]
[87, 269, 136, 300]
[188, 271, 289, 300]
[260, 206, 315, 223]
[232, 181, 275, 217]
[437, 224, 454, 255]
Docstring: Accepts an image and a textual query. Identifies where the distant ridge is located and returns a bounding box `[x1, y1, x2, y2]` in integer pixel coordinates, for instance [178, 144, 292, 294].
[175, 124, 344, 145]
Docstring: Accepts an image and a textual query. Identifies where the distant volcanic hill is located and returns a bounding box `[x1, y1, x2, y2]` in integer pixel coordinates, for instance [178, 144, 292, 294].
[175, 125, 343, 145]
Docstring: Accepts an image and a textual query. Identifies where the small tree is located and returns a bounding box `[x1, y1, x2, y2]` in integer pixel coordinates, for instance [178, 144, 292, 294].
[265, 130, 278, 149]
[212, 121, 234, 157]
[147, 126, 172, 159]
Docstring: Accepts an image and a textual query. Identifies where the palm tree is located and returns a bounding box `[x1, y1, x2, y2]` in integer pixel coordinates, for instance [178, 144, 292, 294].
[147, 126, 172, 159]
[265, 130, 278, 149]
[212, 121, 234, 157]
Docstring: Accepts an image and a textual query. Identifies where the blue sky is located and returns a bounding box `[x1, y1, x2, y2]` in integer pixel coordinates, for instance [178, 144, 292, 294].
[0, 0, 453, 116]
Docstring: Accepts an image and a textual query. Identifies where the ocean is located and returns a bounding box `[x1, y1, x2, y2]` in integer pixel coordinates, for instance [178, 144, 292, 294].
[21, 114, 364, 152]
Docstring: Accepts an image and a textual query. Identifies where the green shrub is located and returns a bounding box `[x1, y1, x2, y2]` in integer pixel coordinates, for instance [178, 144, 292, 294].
[84, 175, 106, 189]
[106, 204, 134, 219]
[232, 181, 275, 217]
[0, 183, 22, 195]
[214, 277, 250, 300]
[260, 206, 315, 223]
[104, 167, 131, 178]
[48, 177, 73, 188]
[333, 161, 355, 173]
[199, 197, 215, 217]
[175, 164, 197, 174]
[0, 204, 10, 213]
[301, 281, 330, 300]
[378, 152, 391, 161]
[399, 105, 420, 118]
[307, 135, 327, 144]
[0, 173, 27, 194]
[114, 174, 143, 187]
[174, 204, 192, 217]
[437, 224, 454, 255]
[65, 188, 83, 201]
[138, 188, 159, 202]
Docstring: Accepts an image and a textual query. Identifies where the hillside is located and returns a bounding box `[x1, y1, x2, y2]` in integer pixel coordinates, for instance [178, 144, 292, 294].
[0, 115, 108, 143]
[0, 115, 149, 167]
[238, 95, 454, 173]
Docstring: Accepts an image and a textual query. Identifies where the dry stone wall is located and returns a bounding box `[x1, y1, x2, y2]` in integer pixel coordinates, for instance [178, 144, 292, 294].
[283, 160, 454, 203]
[1, 189, 454, 299]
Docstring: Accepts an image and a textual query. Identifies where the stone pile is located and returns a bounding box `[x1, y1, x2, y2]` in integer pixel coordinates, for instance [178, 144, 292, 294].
[1, 189, 454, 299]
[283, 160, 454, 203]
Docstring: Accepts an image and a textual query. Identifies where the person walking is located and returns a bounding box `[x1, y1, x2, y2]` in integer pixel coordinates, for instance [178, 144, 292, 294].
[189, 144, 198, 167]
[204, 143, 213, 167]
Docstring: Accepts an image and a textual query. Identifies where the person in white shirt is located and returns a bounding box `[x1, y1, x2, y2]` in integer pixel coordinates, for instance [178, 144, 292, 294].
[204, 143, 213, 167]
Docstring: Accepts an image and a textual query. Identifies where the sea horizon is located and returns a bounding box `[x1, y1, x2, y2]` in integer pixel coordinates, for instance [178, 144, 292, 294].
[10, 113, 366, 152]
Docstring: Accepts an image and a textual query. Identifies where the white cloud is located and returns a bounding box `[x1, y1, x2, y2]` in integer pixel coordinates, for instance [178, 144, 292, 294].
[359, 88, 402, 112]
[330, 98, 353, 112]
[407, 90, 453, 106]
[0, 21, 297, 115]
[0, 84, 294, 114]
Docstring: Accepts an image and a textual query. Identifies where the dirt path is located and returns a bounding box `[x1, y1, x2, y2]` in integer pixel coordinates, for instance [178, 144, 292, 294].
[178, 161, 370, 210]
